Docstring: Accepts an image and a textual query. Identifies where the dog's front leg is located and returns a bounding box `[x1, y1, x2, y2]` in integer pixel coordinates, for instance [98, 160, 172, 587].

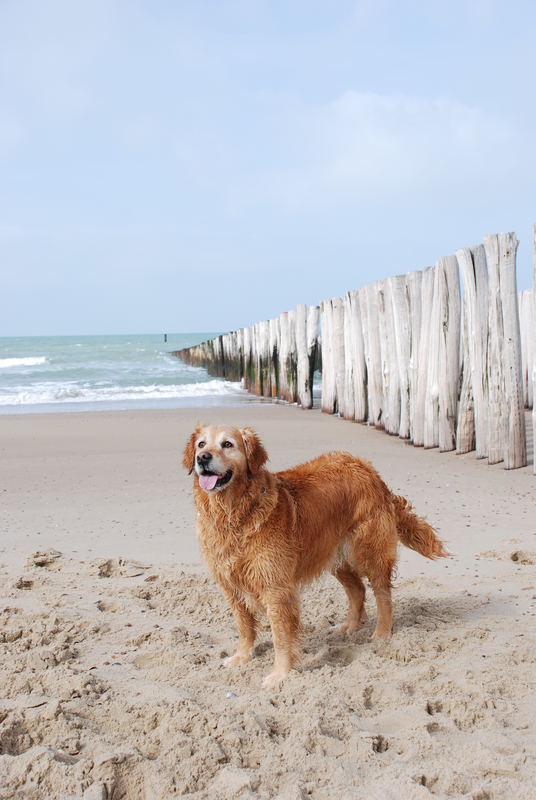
[222, 587, 257, 667]
[263, 592, 300, 689]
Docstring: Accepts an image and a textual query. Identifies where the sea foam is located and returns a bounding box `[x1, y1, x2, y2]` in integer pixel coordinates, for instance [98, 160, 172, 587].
[0, 379, 246, 407]
[0, 356, 47, 369]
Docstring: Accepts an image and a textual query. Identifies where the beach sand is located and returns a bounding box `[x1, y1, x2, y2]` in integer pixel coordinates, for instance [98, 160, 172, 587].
[1, 405, 535, 799]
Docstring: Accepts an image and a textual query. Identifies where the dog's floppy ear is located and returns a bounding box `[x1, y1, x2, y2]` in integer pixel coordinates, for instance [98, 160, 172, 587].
[240, 427, 268, 475]
[183, 426, 201, 475]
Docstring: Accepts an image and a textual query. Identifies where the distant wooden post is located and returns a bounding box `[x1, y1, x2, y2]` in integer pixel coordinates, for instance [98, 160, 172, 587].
[524, 288, 536, 408]
[389, 274, 411, 439]
[485, 234, 504, 464]
[213, 335, 225, 378]
[332, 298, 346, 415]
[342, 293, 355, 420]
[520, 290, 534, 409]
[413, 267, 434, 446]
[321, 300, 336, 413]
[405, 270, 423, 443]
[375, 282, 398, 434]
[258, 320, 270, 397]
[456, 296, 475, 454]
[456, 245, 489, 458]
[437, 255, 461, 452]
[423, 263, 440, 449]
[269, 318, 280, 398]
[367, 282, 384, 426]
[279, 311, 298, 403]
[498, 233, 526, 468]
[519, 292, 529, 408]
[243, 326, 253, 391]
[343, 290, 367, 422]
[533, 223, 536, 474]
[296, 304, 318, 409]
[307, 305, 320, 407]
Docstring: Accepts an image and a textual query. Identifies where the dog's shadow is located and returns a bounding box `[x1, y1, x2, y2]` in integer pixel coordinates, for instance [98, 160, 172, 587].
[300, 590, 489, 672]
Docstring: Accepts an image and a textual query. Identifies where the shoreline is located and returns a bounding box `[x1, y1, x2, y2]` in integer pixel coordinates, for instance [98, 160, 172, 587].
[1, 403, 535, 798]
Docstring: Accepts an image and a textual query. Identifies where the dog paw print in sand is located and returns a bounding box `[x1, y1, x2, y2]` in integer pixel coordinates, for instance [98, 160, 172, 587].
[26, 549, 63, 569]
[510, 551, 536, 565]
[92, 558, 152, 579]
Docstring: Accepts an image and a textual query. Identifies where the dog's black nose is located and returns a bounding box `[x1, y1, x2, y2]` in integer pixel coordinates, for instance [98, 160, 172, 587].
[197, 452, 212, 464]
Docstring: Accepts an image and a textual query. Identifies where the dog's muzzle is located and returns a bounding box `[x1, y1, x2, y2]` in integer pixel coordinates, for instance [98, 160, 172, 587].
[195, 453, 233, 492]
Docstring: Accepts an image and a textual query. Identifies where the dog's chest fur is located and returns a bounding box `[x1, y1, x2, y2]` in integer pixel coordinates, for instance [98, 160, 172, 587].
[193, 478, 295, 599]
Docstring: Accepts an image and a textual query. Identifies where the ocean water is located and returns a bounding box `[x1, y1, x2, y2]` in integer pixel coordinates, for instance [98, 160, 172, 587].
[0, 333, 257, 414]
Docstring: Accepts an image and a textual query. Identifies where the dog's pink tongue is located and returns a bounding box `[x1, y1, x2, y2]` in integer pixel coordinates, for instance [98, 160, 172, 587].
[199, 473, 219, 492]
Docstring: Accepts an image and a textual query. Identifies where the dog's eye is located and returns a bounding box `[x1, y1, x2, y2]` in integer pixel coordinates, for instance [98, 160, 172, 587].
[198, 441, 205, 449]
[222, 441, 233, 448]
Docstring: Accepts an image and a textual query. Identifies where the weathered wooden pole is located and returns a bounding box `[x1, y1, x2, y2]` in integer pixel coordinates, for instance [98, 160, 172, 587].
[424, 263, 440, 449]
[437, 255, 461, 452]
[405, 270, 423, 442]
[456, 296, 476, 454]
[519, 292, 529, 408]
[378, 280, 401, 435]
[413, 266, 434, 446]
[485, 234, 504, 464]
[525, 288, 536, 408]
[332, 297, 346, 415]
[296, 304, 318, 409]
[342, 293, 355, 420]
[498, 232, 526, 468]
[533, 223, 536, 474]
[389, 274, 411, 439]
[307, 305, 320, 407]
[258, 320, 270, 397]
[296, 305, 308, 408]
[269, 318, 280, 399]
[242, 326, 253, 391]
[321, 300, 336, 413]
[520, 290, 534, 409]
[279, 311, 298, 403]
[343, 290, 367, 422]
[456, 245, 489, 458]
[366, 282, 384, 426]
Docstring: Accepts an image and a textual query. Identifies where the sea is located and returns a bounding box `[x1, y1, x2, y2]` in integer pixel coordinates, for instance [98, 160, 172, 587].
[0, 333, 258, 414]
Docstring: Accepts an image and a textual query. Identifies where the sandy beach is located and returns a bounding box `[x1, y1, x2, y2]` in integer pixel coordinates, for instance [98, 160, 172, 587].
[1, 404, 535, 799]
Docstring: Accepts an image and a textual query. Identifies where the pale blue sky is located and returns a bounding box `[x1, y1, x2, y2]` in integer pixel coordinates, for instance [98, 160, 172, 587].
[1, 0, 535, 335]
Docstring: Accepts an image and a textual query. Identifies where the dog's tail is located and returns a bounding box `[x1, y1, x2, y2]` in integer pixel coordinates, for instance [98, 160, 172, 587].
[393, 495, 449, 559]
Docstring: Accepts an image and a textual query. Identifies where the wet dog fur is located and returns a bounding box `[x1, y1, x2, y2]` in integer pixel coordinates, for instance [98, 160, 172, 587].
[183, 424, 448, 688]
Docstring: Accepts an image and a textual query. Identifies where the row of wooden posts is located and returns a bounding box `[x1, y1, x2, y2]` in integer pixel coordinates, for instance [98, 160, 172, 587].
[176, 229, 536, 473]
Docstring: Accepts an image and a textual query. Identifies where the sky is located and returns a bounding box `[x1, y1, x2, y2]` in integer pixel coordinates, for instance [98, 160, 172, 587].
[1, 0, 535, 336]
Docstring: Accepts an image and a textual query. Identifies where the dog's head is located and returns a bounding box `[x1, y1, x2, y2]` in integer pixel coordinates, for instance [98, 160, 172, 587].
[183, 424, 268, 493]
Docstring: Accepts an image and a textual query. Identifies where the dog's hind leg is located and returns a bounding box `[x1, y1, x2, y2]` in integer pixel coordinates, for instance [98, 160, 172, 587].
[333, 564, 367, 634]
[352, 510, 397, 640]
[262, 591, 301, 689]
[369, 576, 393, 640]
[222, 587, 258, 667]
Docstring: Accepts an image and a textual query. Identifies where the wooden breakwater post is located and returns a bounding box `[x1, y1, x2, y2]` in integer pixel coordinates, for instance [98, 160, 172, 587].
[296, 304, 320, 409]
[175, 226, 530, 472]
[518, 223, 536, 472]
[174, 304, 320, 410]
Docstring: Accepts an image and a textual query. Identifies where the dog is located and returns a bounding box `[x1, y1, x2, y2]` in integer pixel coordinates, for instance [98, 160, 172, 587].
[183, 424, 447, 688]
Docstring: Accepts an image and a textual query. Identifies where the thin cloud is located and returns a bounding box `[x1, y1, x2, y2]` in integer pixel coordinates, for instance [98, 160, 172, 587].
[235, 91, 516, 212]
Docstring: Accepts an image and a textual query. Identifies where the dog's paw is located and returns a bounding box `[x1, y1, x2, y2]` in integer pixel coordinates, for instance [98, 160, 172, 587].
[224, 652, 252, 667]
[371, 628, 392, 641]
[262, 670, 287, 689]
[333, 613, 367, 636]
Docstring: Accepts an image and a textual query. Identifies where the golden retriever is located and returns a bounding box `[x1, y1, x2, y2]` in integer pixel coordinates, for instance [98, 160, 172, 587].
[183, 424, 447, 688]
